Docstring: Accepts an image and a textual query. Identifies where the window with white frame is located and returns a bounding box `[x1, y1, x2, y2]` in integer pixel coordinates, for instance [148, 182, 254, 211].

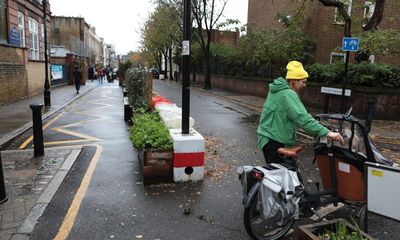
[334, 0, 352, 24]
[29, 18, 39, 60]
[330, 52, 346, 63]
[363, 1, 375, 26]
[18, 12, 25, 47]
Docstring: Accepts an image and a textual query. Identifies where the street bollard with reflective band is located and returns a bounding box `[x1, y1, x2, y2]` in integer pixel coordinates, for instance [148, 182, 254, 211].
[0, 149, 8, 204]
[30, 104, 44, 157]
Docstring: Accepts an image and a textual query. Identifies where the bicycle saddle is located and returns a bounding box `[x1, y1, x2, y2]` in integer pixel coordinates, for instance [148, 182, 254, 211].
[278, 146, 303, 158]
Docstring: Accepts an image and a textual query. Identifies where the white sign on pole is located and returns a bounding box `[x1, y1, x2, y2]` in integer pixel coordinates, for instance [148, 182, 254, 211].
[321, 87, 351, 97]
[182, 40, 190, 56]
[366, 162, 400, 221]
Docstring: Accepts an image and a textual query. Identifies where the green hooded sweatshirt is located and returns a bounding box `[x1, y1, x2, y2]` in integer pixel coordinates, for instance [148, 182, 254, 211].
[257, 77, 329, 149]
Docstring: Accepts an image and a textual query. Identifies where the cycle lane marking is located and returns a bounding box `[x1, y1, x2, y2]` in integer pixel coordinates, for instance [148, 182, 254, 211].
[54, 144, 103, 240]
[18, 111, 66, 149]
[18, 95, 114, 148]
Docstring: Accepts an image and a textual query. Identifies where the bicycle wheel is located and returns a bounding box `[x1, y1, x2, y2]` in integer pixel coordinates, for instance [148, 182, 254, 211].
[244, 192, 295, 240]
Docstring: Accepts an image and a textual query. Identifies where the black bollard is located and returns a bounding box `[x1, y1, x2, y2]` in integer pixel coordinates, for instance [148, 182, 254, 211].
[0, 149, 8, 204]
[30, 104, 44, 157]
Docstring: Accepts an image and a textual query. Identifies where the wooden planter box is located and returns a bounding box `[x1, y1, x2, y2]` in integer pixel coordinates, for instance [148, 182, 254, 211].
[138, 149, 173, 184]
[298, 219, 375, 240]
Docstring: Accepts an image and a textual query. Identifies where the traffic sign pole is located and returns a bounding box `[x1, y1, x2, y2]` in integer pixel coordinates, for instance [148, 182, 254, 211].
[181, 0, 191, 135]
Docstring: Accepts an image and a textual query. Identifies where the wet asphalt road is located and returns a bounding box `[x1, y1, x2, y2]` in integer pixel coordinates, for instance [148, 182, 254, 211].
[24, 81, 259, 240]
[9, 79, 399, 239]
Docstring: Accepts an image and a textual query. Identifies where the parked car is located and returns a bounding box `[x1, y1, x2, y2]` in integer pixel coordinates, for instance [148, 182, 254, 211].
[150, 68, 159, 79]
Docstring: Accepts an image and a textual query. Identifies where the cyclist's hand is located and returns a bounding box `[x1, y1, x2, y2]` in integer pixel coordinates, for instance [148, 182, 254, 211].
[327, 131, 344, 145]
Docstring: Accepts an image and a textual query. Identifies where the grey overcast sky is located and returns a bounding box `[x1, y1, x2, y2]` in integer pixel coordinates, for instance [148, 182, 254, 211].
[50, 0, 248, 55]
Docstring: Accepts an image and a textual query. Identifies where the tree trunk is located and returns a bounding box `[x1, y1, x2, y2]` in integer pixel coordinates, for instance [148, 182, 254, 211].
[164, 52, 168, 79]
[158, 53, 162, 70]
[192, 64, 196, 82]
[203, 52, 211, 89]
[168, 48, 174, 80]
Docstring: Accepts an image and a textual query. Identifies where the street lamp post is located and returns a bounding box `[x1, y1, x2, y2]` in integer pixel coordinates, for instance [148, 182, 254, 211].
[340, 19, 351, 113]
[181, 0, 191, 134]
[43, 0, 51, 106]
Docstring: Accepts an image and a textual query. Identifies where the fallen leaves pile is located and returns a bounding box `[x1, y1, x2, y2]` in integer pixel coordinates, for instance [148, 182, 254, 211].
[380, 148, 400, 164]
[203, 135, 229, 180]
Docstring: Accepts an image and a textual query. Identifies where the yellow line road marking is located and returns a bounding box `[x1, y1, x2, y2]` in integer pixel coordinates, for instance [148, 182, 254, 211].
[19, 112, 65, 149]
[51, 127, 101, 141]
[54, 144, 102, 240]
[19, 107, 107, 149]
[44, 139, 100, 146]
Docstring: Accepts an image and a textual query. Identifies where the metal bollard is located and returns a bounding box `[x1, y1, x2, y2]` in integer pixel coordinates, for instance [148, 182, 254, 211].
[0, 149, 8, 204]
[30, 104, 44, 157]
[124, 97, 132, 124]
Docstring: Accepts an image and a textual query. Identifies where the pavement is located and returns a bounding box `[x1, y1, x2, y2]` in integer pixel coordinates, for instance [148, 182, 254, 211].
[0, 80, 98, 239]
[0, 78, 398, 239]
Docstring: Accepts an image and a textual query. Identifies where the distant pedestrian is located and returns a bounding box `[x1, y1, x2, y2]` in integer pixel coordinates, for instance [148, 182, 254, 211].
[98, 68, 104, 83]
[88, 65, 94, 81]
[174, 70, 179, 82]
[73, 66, 82, 94]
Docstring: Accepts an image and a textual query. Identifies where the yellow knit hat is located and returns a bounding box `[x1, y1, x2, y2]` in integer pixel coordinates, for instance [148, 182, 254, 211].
[285, 61, 309, 80]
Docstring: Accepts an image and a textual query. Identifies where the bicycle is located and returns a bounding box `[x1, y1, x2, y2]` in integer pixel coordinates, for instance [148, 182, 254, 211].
[238, 109, 394, 240]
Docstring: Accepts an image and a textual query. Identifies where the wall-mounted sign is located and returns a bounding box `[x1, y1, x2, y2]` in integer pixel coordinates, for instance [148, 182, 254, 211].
[9, 26, 20, 46]
[321, 86, 351, 97]
[50, 65, 63, 81]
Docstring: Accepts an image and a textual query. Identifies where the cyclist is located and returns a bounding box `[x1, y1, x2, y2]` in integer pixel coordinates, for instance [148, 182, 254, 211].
[257, 61, 344, 164]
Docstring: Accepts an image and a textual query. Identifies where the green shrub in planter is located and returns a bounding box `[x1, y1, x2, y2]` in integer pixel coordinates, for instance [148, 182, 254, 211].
[118, 60, 132, 80]
[125, 68, 149, 111]
[130, 110, 173, 150]
[319, 219, 367, 240]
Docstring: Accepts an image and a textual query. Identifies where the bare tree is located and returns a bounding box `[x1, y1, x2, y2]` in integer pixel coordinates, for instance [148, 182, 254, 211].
[192, 0, 227, 89]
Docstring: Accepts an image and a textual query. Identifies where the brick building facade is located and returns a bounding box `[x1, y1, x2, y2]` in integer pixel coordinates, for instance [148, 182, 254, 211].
[247, 0, 400, 65]
[208, 29, 239, 46]
[0, 0, 50, 106]
[51, 16, 104, 65]
[50, 16, 106, 83]
[0, 45, 28, 106]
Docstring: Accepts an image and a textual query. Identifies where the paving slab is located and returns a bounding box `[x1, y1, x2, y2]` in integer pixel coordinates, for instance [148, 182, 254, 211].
[0, 146, 81, 240]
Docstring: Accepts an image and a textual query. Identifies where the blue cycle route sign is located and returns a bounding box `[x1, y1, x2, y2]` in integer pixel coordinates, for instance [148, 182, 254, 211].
[342, 37, 360, 52]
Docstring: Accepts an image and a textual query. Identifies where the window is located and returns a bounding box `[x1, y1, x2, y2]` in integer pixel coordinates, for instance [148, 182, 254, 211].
[0, 0, 7, 43]
[367, 54, 375, 63]
[334, 0, 352, 24]
[330, 52, 346, 63]
[18, 12, 25, 47]
[363, 1, 375, 26]
[29, 18, 39, 60]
